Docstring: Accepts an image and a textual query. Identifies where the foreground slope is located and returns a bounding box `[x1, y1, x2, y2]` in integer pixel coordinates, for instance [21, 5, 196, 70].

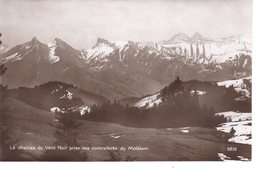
[0, 96, 251, 161]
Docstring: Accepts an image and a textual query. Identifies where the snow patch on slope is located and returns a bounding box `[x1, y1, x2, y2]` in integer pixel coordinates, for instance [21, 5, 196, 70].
[60, 90, 73, 100]
[48, 40, 60, 64]
[237, 156, 249, 161]
[85, 43, 114, 62]
[71, 105, 91, 116]
[134, 93, 162, 109]
[179, 127, 190, 133]
[5, 52, 19, 61]
[217, 153, 249, 161]
[111, 41, 128, 50]
[109, 133, 123, 139]
[215, 111, 252, 145]
[216, 111, 251, 122]
[218, 153, 232, 161]
[137, 41, 162, 51]
[78, 105, 91, 115]
[50, 107, 65, 113]
[1, 52, 23, 63]
[190, 90, 206, 96]
[180, 129, 189, 133]
[217, 77, 251, 97]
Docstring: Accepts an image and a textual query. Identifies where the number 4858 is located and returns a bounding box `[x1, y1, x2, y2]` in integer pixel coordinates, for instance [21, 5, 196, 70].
[227, 147, 237, 151]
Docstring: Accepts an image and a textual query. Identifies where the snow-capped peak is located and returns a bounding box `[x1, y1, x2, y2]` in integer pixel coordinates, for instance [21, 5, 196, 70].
[111, 40, 129, 50]
[137, 41, 160, 49]
[84, 38, 115, 61]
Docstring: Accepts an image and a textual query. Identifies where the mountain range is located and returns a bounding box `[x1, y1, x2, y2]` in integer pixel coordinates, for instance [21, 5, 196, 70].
[0, 33, 251, 99]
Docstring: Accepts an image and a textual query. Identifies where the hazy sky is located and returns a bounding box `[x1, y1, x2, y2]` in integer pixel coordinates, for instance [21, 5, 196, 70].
[0, 0, 252, 49]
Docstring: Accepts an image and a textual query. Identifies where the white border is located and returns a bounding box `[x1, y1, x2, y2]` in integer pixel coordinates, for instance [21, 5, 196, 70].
[1, 0, 260, 168]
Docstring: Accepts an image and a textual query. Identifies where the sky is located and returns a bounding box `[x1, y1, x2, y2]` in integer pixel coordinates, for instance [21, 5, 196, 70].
[0, 0, 252, 49]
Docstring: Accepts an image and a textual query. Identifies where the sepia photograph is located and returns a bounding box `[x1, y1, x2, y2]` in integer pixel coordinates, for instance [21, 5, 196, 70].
[0, 0, 254, 163]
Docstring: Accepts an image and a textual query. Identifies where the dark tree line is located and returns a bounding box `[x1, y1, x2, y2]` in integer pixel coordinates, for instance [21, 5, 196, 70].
[82, 76, 251, 128]
[82, 77, 232, 128]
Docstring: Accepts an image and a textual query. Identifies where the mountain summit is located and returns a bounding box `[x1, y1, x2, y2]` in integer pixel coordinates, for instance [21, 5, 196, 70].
[0, 34, 252, 99]
[164, 33, 190, 44]
[192, 32, 204, 39]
